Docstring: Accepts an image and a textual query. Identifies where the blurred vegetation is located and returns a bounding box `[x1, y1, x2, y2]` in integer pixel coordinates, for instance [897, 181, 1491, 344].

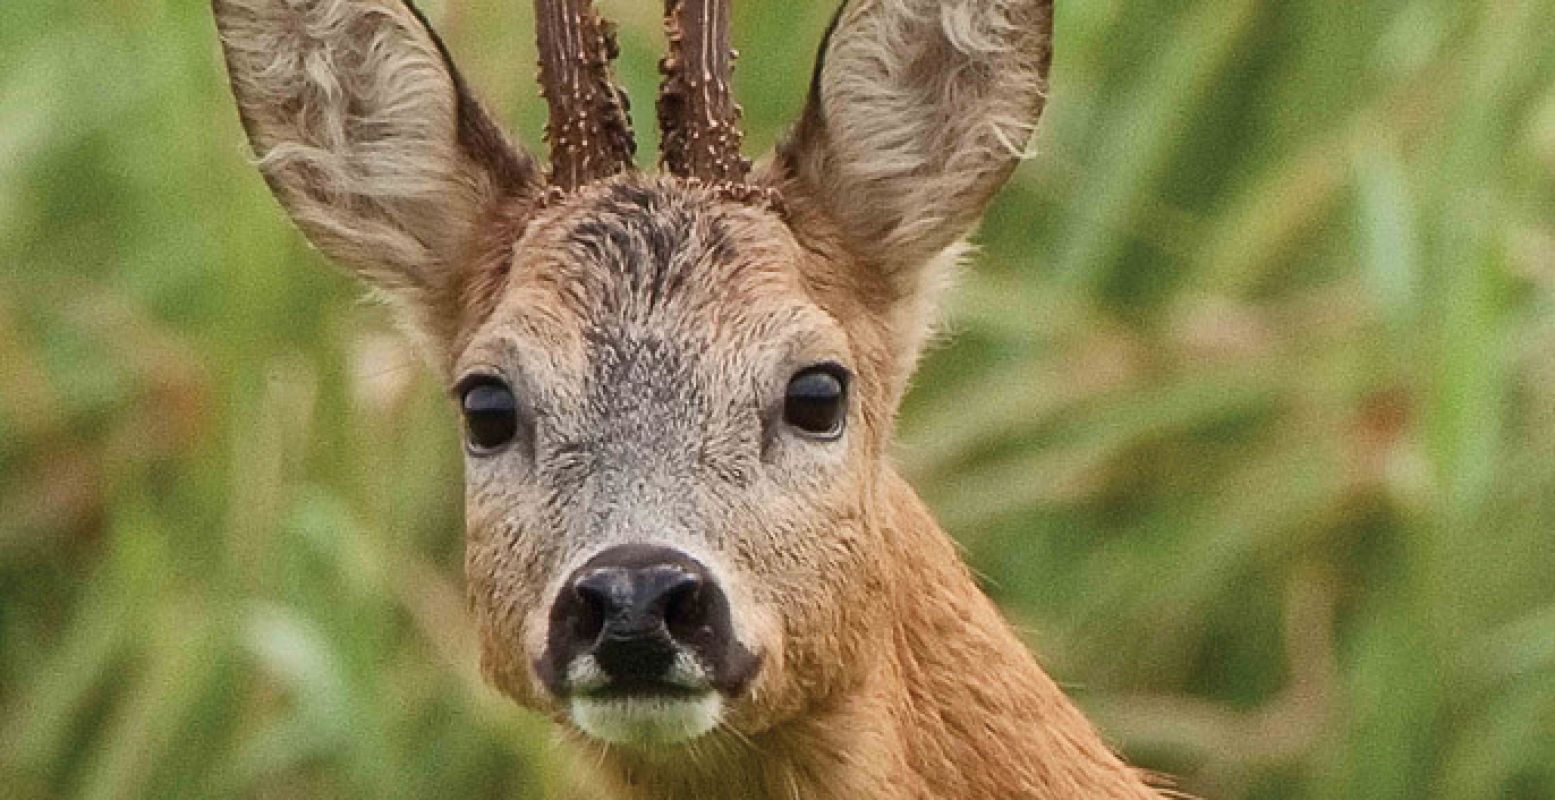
[3, 0, 1554, 798]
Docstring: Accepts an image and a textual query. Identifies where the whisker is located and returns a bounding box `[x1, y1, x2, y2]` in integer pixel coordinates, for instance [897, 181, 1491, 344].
[717, 720, 759, 755]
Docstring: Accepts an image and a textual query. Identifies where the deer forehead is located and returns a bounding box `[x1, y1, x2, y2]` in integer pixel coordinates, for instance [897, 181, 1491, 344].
[457, 189, 859, 572]
[458, 180, 852, 425]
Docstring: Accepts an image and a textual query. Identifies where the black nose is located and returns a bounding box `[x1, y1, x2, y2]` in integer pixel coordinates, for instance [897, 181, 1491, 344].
[571, 560, 706, 681]
[546, 544, 730, 688]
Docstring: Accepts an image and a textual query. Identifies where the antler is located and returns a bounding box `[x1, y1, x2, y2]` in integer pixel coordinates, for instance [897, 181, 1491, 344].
[658, 0, 750, 183]
[534, 0, 636, 191]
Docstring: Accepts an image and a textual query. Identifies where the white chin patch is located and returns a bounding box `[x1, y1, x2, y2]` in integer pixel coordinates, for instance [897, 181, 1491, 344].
[570, 692, 723, 746]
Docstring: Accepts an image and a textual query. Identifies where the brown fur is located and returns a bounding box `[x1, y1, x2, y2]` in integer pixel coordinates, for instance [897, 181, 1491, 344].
[213, 1, 1167, 797]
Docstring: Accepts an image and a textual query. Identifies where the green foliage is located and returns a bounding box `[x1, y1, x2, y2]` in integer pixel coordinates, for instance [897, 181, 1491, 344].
[3, 1, 1554, 797]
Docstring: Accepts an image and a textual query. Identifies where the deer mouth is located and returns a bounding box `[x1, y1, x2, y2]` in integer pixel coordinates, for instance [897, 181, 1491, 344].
[561, 650, 725, 745]
[569, 689, 724, 747]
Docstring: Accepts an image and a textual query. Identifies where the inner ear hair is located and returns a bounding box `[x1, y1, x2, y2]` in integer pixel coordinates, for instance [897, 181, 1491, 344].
[776, 0, 1055, 277]
[214, 0, 541, 350]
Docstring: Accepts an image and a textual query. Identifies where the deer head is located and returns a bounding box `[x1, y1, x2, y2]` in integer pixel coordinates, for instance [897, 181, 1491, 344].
[215, 0, 1052, 752]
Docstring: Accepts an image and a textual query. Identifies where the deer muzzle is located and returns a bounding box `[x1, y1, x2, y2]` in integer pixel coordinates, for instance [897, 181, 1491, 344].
[536, 543, 760, 745]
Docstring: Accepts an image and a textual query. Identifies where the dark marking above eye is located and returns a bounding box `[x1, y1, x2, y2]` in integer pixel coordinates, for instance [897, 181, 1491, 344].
[607, 183, 657, 212]
[553, 188, 760, 320]
[704, 217, 736, 265]
[568, 219, 637, 266]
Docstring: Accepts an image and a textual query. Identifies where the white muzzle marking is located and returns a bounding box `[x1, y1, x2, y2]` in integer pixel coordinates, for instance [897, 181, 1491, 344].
[570, 691, 723, 746]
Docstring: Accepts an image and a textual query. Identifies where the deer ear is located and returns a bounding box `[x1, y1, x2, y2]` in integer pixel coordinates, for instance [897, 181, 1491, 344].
[214, 0, 540, 350]
[775, 0, 1054, 302]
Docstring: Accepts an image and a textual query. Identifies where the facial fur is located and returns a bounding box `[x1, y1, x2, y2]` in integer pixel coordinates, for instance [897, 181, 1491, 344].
[457, 178, 898, 743]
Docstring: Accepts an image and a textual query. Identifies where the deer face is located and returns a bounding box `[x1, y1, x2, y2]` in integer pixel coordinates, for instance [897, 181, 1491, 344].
[458, 180, 888, 744]
[215, 0, 1050, 750]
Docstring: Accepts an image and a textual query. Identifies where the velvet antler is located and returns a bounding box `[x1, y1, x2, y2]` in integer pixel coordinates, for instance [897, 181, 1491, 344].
[658, 0, 749, 183]
[534, 0, 636, 190]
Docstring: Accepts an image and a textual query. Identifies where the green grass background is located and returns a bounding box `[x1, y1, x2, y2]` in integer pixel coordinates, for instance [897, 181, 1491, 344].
[4, 0, 1555, 797]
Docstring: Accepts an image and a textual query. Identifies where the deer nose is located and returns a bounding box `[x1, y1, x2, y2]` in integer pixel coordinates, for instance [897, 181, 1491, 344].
[549, 545, 723, 687]
[572, 564, 704, 680]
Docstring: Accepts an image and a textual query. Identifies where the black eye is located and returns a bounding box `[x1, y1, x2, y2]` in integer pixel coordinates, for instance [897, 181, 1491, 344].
[458, 376, 519, 454]
[784, 364, 849, 439]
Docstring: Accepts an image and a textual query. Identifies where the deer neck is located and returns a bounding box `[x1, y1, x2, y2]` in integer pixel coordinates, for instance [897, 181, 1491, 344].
[865, 470, 1161, 798]
[572, 470, 1158, 800]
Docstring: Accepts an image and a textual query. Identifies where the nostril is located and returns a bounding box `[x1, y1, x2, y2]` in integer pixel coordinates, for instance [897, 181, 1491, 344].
[661, 574, 707, 642]
[571, 581, 608, 645]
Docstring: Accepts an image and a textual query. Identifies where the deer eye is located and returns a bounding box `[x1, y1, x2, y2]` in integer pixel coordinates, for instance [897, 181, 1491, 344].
[784, 364, 849, 439]
[458, 375, 519, 454]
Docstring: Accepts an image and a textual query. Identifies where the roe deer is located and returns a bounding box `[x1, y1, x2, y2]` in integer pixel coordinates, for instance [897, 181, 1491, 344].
[213, 0, 1168, 796]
